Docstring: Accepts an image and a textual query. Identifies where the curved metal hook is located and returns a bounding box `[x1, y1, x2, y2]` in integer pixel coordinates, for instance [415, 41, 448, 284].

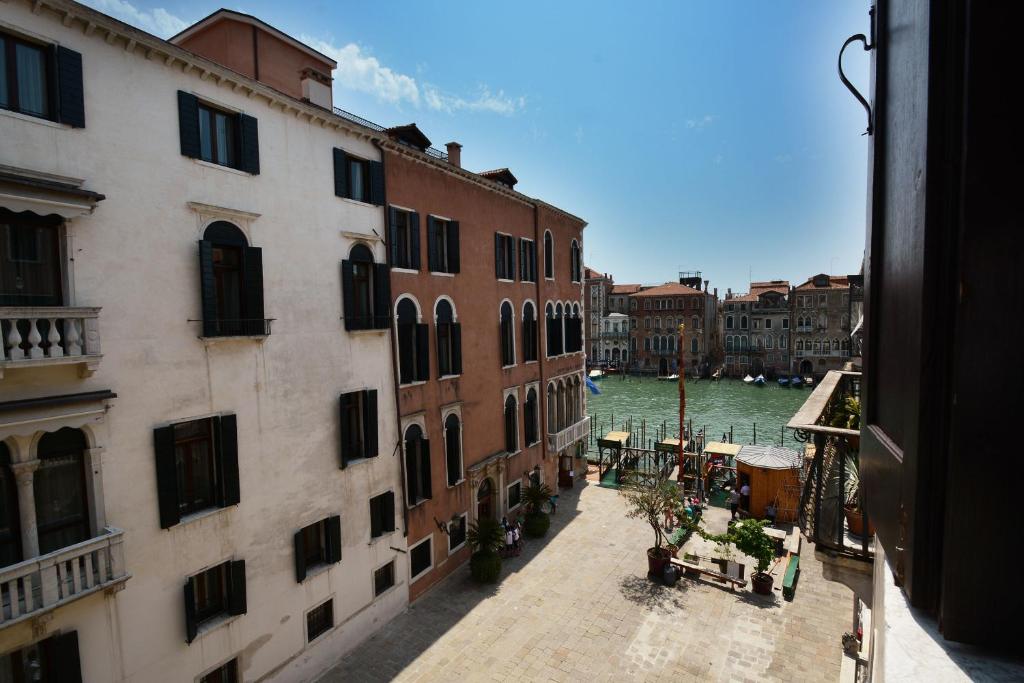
[839, 33, 873, 136]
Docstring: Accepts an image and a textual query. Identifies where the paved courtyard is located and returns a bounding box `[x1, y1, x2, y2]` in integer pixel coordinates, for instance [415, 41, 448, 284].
[320, 478, 853, 683]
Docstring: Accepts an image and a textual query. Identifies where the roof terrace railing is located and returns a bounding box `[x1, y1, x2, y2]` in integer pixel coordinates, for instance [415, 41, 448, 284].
[332, 107, 449, 162]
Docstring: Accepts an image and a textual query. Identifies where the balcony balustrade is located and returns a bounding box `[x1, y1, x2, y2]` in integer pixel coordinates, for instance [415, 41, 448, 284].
[0, 527, 129, 629]
[0, 307, 102, 378]
[548, 415, 591, 454]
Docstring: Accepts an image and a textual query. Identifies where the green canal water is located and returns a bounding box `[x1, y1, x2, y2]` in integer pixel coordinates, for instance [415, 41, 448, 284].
[586, 376, 809, 451]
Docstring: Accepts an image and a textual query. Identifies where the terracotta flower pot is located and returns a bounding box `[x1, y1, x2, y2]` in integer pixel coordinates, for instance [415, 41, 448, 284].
[647, 547, 671, 577]
[844, 506, 875, 538]
[752, 572, 774, 595]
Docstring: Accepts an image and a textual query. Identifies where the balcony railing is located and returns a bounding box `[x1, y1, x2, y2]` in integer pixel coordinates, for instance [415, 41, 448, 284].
[786, 371, 872, 562]
[1, 527, 129, 629]
[548, 415, 591, 454]
[0, 307, 102, 378]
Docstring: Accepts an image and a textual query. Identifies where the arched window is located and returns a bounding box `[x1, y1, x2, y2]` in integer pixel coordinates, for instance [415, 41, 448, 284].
[504, 395, 518, 453]
[691, 337, 698, 353]
[500, 301, 515, 366]
[524, 388, 539, 445]
[554, 303, 565, 355]
[547, 383, 556, 434]
[522, 302, 538, 362]
[444, 414, 462, 486]
[653, 336, 661, 352]
[570, 239, 581, 282]
[766, 335, 774, 349]
[435, 299, 461, 377]
[726, 316, 734, 330]
[35, 428, 89, 554]
[556, 382, 566, 432]
[544, 231, 554, 279]
[740, 336, 749, 351]
[569, 303, 582, 352]
[342, 243, 389, 332]
[404, 424, 431, 505]
[833, 338, 840, 351]
[200, 221, 267, 337]
[726, 335, 734, 352]
[796, 339, 804, 351]
[780, 335, 788, 349]
[740, 315, 748, 330]
[397, 297, 428, 384]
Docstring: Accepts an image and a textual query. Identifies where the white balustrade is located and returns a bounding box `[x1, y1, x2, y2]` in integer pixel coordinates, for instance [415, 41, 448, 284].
[0, 307, 101, 375]
[548, 415, 592, 453]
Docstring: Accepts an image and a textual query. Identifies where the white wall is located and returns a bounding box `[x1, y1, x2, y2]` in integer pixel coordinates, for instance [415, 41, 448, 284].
[0, 2, 407, 681]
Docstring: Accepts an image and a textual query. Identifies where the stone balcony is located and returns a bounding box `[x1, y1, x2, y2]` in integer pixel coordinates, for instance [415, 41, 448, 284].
[548, 415, 591, 454]
[0, 307, 102, 379]
[0, 527, 129, 629]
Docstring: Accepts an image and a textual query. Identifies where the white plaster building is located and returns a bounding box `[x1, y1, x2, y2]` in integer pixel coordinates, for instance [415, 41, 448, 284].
[598, 313, 629, 364]
[0, 2, 408, 681]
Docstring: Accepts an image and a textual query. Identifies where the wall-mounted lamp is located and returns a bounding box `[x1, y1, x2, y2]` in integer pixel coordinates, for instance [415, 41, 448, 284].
[434, 513, 462, 536]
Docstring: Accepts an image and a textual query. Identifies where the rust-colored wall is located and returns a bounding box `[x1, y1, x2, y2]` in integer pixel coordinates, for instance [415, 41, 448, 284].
[385, 153, 585, 600]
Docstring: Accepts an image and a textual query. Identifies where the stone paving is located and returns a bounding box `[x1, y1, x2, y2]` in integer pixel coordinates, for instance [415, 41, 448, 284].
[319, 477, 853, 683]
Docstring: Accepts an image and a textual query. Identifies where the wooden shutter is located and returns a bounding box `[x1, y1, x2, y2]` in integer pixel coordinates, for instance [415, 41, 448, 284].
[153, 426, 180, 529]
[55, 46, 85, 128]
[44, 630, 82, 683]
[508, 236, 516, 282]
[519, 239, 526, 280]
[177, 91, 200, 159]
[373, 263, 391, 329]
[495, 233, 502, 278]
[415, 324, 430, 382]
[426, 217, 438, 272]
[363, 390, 378, 458]
[531, 243, 538, 282]
[387, 207, 399, 266]
[217, 415, 240, 507]
[238, 114, 260, 174]
[333, 148, 348, 198]
[326, 515, 342, 564]
[420, 439, 432, 500]
[184, 579, 198, 643]
[371, 496, 384, 536]
[228, 560, 247, 615]
[451, 323, 462, 375]
[198, 240, 218, 337]
[409, 212, 421, 270]
[369, 160, 385, 205]
[340, 260, 360, 331]
[404, 442, 417, 506]
[448, 221, 460, 273]
[383, 491, 395, 532]
[294, 529, 307, 582]
[398, 324, 414, 384]
[243, 247, 264, 335]
[338, 392, 352, 468]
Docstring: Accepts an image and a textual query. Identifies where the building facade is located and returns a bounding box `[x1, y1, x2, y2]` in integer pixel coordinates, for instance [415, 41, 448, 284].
[628, 281, 716, 376]
[790, 274, 852, 375]
[583, 267, 612, 363]
[598, 312, 629, 364]
[721, 290, 752, 377]
[748, 280, 791, 377]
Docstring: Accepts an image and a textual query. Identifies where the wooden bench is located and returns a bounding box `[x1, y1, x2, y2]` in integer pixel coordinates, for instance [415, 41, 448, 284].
[782, 554, 800, 600]
[671, 559, 747, 589]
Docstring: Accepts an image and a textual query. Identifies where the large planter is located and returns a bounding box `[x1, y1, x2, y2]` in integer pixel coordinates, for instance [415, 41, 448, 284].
[647, 547, 671, 577]
[470, 551, 502, 583]
[751, 572, 774, 595]
[844, 506, 875, 538]
[523, 511, 550, 538]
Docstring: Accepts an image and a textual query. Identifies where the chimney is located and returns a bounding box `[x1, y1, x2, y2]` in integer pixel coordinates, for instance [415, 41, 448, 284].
[446, 142, 462, 168]
[300, 68, 333, 110]
[703, 279, 709, 292]
[714, 287, 718, 298]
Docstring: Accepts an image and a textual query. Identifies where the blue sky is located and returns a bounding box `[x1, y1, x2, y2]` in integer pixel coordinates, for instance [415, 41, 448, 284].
[87, 0, 872, 293]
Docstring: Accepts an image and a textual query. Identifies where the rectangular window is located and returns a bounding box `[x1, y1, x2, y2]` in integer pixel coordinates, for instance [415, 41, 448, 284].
[0, 33, 49, 118]
[185, 559, 246, 642]
[333, 149, 382, 205]
[200, 659, 238, 683]
[427, 217, 460, 274]
[174, 418, 217, 517]
[0, 219, 63, 306]
[197, 103, 238, 168]
[644, 318, 651, 330]
[389, 209, 415, 269]
[0, 632, 81, 682]
[404, 434, 432, 505]
[348, 157, 369, 203]
[192, 562, 228, 625]
[369, 491, 395, 538]
[294, 516, 341, 582]
[373, 560, 395, 596]
[409, 536, 432, 580]
[765, 319, 773, 329]
[448, 513, 467, 552]
[339, 390, 377, 466]
[782, 318, 790, 329]
[520, 238, 537, 282]
[507, 481, 522, 511]
[495, 233, 515, 280]
[306, 600, 333, 642]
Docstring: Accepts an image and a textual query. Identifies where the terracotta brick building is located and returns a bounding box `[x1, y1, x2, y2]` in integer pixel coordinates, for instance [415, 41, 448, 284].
[791, 274, 852, 375]
[628, 281, 717, 376]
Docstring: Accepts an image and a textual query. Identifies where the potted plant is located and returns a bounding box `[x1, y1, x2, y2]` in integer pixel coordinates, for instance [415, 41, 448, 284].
[830, 396, 861, 449]
[467, 517, 505, 583]
[521, 482, 553, 538]
[730, 519, 776, 594]
[841, 453, 875, 537]
[620, 470, 680, 577]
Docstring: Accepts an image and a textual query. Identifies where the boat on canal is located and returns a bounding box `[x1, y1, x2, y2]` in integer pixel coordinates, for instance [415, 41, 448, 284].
[790, 375, 803, 387]
[803, 375, 815, 387]
[743, 374, 754, 384]
[777, 376, 789, 387]
[753, 374, 767, 386]
[589, 369, 605, 380]
[657, 373, 680, 382]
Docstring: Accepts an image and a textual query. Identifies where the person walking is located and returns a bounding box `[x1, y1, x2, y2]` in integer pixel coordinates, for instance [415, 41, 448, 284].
[740, 482, 751, 514]
[729, 488, 741, 521]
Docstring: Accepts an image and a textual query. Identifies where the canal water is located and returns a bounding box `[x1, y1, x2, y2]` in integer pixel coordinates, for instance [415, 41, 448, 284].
[586, 376, 808, 451]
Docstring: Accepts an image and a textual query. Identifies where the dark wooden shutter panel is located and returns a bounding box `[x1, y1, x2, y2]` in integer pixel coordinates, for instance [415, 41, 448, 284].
[388, 207, 399, 265]
[369, 160, 385, 205]
[373, 263, 391, 329]
[363, 390, 378, 458]
[519, 239, 526, 280]
[184, 579, 198, 643]
[198, 240, 218, 337]
[228, 560, 247, 615]
[341, 260, 360, 331]
[218, 415, 240, 507]
[45, 630, 82, 683]
[238, 114, 260, 174]
[398, 324, 414, 384]
[451, 323, 462, 375]
[338, 393, 351, 468]
[415, 323, 430, 382]
[531, 243, 538, 282]
[420, 439, 432, 499]
[383, 491, 396, 532]
[404, 447, 417, 506]
[508, 236, 517, 282]
[371, 497, 384, 536]
[448, 221, 460, 273]
[294, 529, 307, 582]
[55, 46, 85, 128]
[426, 217, 438, 273]
[495, 233, 502, 278]
[409, 212, 421, 270]
[153, 426, 180, 529]
[333, 148, 348, 198]
[326, 515, 342, 564]
[243, 247, 264, 335]
[177, 91, 200, 159]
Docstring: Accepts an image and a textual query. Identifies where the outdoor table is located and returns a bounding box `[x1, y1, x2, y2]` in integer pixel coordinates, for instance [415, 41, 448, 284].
[764, 527, 787, 553]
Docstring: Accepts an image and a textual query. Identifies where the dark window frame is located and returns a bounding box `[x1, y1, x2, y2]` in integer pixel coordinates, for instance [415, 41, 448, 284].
[368, 491, 395, 539]
[500, 301, 515, 367]
[409, 535, 432, 580]
[504, 395, 518, 454]
[495, 233, 515, 280]
[403, 424, 432, 506]
[0, 31, 51, 120]
[544, 231, 554, 279]
[199, 658, 238, 683]
[448, 513, 467, 552]
[347, 157, 371, 203]
[173, 418, 218, 518]
[197, 102, 239, 168]
[306, 599, 334, 643]
[444, 413, 462, 486]
[373, 560, 395, 597]
[507, 480, 522, 510]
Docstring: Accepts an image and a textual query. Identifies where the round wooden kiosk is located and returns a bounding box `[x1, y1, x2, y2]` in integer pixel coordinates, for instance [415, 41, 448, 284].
[734, 445, 802, 523]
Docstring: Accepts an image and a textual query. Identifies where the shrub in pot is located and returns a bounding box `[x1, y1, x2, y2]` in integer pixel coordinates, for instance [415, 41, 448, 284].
[730, 519, 776, 594]
[523, 511, 550, 538]
[521, 482, 554, 538]
[619, 470, 680, 577]
[467, 517, 505, 583]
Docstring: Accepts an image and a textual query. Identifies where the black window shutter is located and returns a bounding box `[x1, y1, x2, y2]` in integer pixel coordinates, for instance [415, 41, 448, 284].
[243, 247, 264, 335]
[426, 217, 438, 273]
[420, 439, 432, 500]
[184, 579, 198, 644]
[338, 392, 351, 468]
[369, 160, 385, 206]
[153, 426, 180, 529]
[238, 114, 260, 174]
[388, 207, 399, 266]
[177, 91, 200, 159]
[363, 390, 378, 458]
[218, 414, 240, 507]
[333, 148, 349, 198]
[415, 323, 430, 382]
[294, 529, 307, 582]
[340, 260, 360, 331]
[409, 212, 421, 270]
[451, 323, 462, 375]
[508, 236, 517, 282]
[404, 447, 417, 506]
[326, 515, 342, 564]
[44, 630, 82, 683]
[384, 491, 396, 532]
[398, 324, 414, 384]
[198, 240, 218, 337]
[371, 497, 383, 536]
[495, 234, 503, 278]
[228, 560, 247, 615]
[55, 46, 85, 128]
[519, 239, 526, 280]
[531, 243, 538, 282]
[448, 221, 460, 273]
[373, 263, 391, 329]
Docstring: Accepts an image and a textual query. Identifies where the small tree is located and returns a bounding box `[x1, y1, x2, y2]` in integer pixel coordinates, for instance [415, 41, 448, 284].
[467, 516, 505, 583]
[522, 481, 553, 514]
[619, 470, 679, 551]
[729, 518, 775, 576]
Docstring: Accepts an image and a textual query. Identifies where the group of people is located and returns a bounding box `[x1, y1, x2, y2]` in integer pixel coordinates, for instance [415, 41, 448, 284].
[500, 517, 524, 557]
[663, 494, 703, 531]
[728, 482, 751, 521]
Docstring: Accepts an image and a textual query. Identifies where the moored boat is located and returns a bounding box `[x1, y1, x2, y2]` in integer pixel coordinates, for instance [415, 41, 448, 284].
[657, 373, 680, 381]
[753, 374, 767, 386]
[743, 374, 754, 384]
[803, 375, 814, 387]
[790, 375, 803, 387]
[588, 369, 605, 380]
[777, 377, 789, 387]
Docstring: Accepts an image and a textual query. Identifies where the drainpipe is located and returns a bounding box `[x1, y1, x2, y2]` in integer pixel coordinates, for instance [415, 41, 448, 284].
[373, 140, 409, 539]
